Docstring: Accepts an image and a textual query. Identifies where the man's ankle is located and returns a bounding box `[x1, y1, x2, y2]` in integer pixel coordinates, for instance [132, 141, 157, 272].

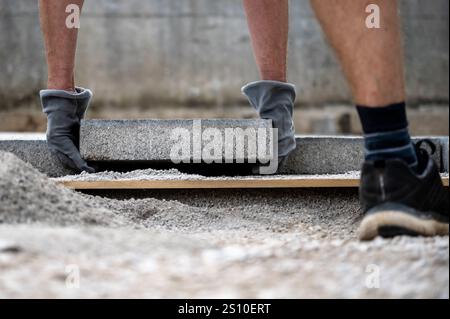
[357, 102, 419, 171]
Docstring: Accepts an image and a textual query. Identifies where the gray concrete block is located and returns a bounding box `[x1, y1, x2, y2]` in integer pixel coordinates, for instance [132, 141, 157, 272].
[281, 136, 447, 175]
[0, 134, 75, 177]
[81, 119, 448, 174]
[1, 132, 448, 177]
[80, 119, 273, 163]
[281, 136, 365, 175]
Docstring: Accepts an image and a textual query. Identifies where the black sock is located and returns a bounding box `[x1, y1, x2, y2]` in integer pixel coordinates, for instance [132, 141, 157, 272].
[357, 102, 418, 171]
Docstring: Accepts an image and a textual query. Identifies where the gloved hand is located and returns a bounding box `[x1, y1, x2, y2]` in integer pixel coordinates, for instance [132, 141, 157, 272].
[242, 80, 297, 170]
[40, 87, 95, 173]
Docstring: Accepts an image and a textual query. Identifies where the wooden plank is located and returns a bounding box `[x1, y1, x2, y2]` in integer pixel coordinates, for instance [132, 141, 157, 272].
[55, 175, 449, 190]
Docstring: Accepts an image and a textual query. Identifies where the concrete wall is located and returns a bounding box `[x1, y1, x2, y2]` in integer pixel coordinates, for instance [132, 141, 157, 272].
[0, 0, 448, 109]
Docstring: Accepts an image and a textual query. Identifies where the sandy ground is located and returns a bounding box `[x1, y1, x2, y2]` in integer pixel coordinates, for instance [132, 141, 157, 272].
[0, 151, 448, 298]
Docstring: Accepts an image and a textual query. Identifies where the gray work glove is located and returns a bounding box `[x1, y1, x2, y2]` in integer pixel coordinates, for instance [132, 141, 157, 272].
[40, 87, 95, 173]
[242, 81, 297, 166]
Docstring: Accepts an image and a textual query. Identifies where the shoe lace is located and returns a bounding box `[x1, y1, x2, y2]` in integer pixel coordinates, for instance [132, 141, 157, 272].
[414, 139, 437, 172]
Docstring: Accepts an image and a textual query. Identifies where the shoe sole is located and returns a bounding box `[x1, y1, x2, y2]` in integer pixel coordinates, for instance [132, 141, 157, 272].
[359, 210, 449, 241]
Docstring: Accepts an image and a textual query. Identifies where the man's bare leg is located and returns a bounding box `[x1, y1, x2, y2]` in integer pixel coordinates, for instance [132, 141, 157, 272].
[39, 0, 84, 91]
[39, 0, 94, 173]
[243, 0, 289, 82]
[310, 0, 448, 240]
[311, 0, 415, 163]
[242, 0, 296, 168]
[310, 0, 405, 107]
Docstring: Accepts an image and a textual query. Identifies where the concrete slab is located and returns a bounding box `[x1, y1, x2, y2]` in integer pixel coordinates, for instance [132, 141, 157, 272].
[80, 119, 449, 174]
[1, 132, 448, 177]
[280, 136, 446, 175]
[80, 119, 274, 163]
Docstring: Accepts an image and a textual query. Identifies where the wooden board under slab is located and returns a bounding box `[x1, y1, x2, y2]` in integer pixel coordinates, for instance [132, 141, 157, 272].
[55, 175, 450, 190]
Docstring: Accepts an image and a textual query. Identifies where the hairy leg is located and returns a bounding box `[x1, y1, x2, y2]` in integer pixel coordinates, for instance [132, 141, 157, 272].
[242, 0, 289, 82]
[39, 0, 84, 91]
[310, 0, 405, 106]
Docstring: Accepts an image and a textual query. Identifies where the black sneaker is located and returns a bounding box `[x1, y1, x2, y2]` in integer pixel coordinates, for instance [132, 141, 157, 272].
[358, 140, 449, 241]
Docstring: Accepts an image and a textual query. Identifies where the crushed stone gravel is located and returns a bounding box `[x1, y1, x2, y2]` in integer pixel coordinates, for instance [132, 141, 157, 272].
[0, 151, 448, 298]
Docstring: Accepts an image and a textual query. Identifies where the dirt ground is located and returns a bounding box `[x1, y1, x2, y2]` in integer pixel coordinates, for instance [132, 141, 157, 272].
[0, 151, 448, 298]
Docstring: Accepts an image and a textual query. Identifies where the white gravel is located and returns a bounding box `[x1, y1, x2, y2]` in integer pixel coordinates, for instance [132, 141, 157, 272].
[0, 151, 448, 298]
